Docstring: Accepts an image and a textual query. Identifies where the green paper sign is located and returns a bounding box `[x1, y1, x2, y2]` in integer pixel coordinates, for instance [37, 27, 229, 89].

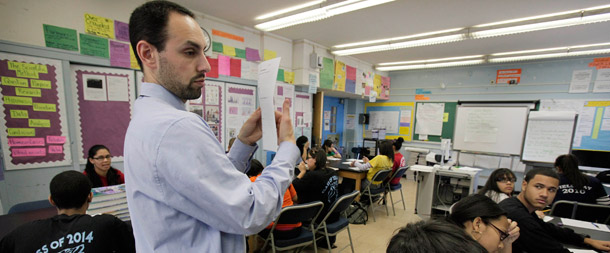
[320, 57, 334, 89]
[212, 42, 223, 53]
[235, 48, 246, 59]
[43, 24, 79, 51]
[80, 33, 109, 58]
[277, 69, 285, 81]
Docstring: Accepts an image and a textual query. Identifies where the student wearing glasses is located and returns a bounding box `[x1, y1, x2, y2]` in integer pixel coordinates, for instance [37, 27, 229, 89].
[499, 168, 610, 252]
[478, 168, 517, 203]
[449, 194, 520, 253]
[83, 145, 124, 188]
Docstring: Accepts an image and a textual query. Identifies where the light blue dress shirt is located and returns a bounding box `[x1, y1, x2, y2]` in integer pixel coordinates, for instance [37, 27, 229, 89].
[124, 82, 298, 252]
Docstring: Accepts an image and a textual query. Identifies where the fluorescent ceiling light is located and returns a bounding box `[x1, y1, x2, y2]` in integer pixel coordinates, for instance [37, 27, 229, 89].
[256, 0, 326, 20]
[333, 28, 464, 49]
[489, 48, 610, 63]
[378, 55, 483, 66]
[474, 4, 610, 28]
[255, 0, 394, 31]
[376, 59, 485, 71]
[332, 34, 466, 56]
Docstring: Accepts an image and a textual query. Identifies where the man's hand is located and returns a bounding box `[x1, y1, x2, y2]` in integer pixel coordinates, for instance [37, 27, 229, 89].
[584, 238, 610, 251]
[237, 108, 262, 146]
[277, 98, 295, 145]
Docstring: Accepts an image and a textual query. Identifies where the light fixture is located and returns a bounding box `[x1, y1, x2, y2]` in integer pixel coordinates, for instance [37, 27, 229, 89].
[255, 0, 326, 20]
[332, 4, 610, 56]
[375, 42, 610, 71]
[255, 0, 395, 32]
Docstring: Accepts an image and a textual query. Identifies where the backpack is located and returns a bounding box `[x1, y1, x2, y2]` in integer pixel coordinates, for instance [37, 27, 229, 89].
[345, 202, 368, 225]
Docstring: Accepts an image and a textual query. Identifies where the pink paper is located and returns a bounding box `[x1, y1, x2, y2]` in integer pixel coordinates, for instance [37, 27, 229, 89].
[346, 65, 356, 80]
[48, 145, 63, 154]
[218, 55, 230, 75]
[110, 41, 131, 68]
[12, 148, 46, 157]
[47, 135, 66, 144]
[8, 138, 45, 147]
[114, 20, 130, 42]
[229, 107, 238, 114]
[365, 86, 371, 95]
[246, 47, 261, 61]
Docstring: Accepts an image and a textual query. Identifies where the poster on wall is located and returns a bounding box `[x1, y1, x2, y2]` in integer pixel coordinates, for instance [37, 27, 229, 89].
[225, 83, 256, 150]
[294, 91, 312, 138]
[71, 65, 136, 163]
[203, 80, 225, 148]
[0, 52, 72, 170]
[275, 82, 295, 124]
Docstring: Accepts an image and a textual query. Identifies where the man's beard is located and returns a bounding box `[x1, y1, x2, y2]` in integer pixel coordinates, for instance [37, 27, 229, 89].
[158, 57, 203, 100]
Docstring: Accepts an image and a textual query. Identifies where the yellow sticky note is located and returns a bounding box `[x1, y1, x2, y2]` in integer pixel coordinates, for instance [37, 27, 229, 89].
[7, 128, 35, 137]
[592, 108, 603, 139]
[28, 119, 51, 128]
[223, 45, 236, 57]
[1, 76, 29, 87]
[264, 49, 277, 60]
[4, 96, 33, 105]
[10, 110, 29, 119]
[130, 47, 140, 70]
[33, 103, 57, 112]
[586, 101, 610, 107]
[443, 113, 449, 122]
[15, 87, 42, 97]
[84, 13, 115, 39]
[31, 79, 52, 89]
[284, 72, 294, 84]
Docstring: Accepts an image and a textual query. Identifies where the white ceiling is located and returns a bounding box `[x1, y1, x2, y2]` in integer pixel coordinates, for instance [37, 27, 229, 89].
[175, 0, 610, 67]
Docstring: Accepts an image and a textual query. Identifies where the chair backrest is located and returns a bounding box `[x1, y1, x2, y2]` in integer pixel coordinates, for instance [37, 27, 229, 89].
[390, 166, 408, 183]
[8, 199, 53, 214]
[550, 200, 610, 224]
[271, 201, 324, 230]
[371, 169, 393, 183]
[320, 191, 359, 224]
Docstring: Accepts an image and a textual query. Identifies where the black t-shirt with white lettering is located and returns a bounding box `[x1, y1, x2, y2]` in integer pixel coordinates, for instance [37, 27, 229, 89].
[0, 214, 135, 253]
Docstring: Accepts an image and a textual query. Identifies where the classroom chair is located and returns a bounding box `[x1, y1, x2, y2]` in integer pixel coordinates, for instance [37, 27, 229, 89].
[362, 169, 392, 222]
[8, 199, 53, 214]
[550, 200, 610, 225]
[259, 201, 324, 253]
[386, 166, 409, 216]
[314, 190, 359, 253]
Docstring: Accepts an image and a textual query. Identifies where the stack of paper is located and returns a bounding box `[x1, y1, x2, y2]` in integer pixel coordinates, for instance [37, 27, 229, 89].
[87, 184, 130, 221]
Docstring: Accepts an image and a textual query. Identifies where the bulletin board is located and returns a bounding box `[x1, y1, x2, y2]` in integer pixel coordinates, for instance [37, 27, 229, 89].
[0, 52, 72, 170]
[364, 102, 415, 141]
[413, 102, 457, 142]
[203, 80, 225, 148]
[70, 65, 136, 163]
[224, 83, 256, 150]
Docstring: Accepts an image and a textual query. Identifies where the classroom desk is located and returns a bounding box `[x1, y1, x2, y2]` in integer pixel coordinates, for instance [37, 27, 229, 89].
[547, 216, 610, 250]
[0, 206, 56, 240]
[327, 158, 367, 201]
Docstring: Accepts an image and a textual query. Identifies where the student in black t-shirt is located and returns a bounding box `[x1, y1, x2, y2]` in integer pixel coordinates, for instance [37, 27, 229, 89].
[0, 171, 135, 253]
[553, 154, 610, 205]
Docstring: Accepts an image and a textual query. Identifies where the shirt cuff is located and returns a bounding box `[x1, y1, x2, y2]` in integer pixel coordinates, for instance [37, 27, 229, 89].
[230, 138, 258, 161]
[275, 141, 300, 167]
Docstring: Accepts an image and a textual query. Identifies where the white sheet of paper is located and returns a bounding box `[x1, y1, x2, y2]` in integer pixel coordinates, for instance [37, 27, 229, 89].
[257, 57, 281, 151]
[106, 76, 129, 102]
[561, 218, 610, 232]
[569, 70, 592, 93]
[82, 74, 107, 101]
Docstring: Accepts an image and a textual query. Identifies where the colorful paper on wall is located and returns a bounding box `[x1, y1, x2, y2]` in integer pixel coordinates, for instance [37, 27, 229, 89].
[381, 76, 391, 99]
[223, 45, 236, 57]
[277, 69, 285, 82]
[109, 41, 130, 68]
[114, 20, 129, 42]
[212, 29, 244, 42]
[374, 74, 382, 98]
[334, 61, 346, 91]
[346, 65, 356, 81]
[43, 24, 78, 51]
[79, 33, 109, 58]
[235, 48, 246, 59]
[212, 41, 224, 53]
[264, 49, 277, 60]
[246, 47, 260, 61]
[320, 57, 334, 89]
[206, 57, 219, 78]
[218, 55, 230, 76]
[345, 79, 356, 93]
[284, 71, 294, 84]
[230, 58, 241, 78]
[129, 47, 140, 70]
[84, 13, 115, 39]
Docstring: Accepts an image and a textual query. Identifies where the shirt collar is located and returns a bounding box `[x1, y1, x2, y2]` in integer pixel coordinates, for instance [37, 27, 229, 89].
[140, 82, 186, 111]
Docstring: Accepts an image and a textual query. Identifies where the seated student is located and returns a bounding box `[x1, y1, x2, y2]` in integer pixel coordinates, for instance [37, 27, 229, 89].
[249, 159, 301, 239]
[553, 154, 610, 205]
[83, 145, 125, 188]
[498, 168, 610, 252]
[323, 139, 341, 158]
[387, 220, 488, 253]
[351, 140, 394, 191]
[296, 136, 309, 162]
[0, 171, 135, 253]
[449, 194, 520, 253]
[293, 149, 339, 247]
[389, 137, 406, 185]
[478, 168, 517, 203]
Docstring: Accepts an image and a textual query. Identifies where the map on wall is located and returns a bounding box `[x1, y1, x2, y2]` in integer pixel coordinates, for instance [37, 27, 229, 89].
[0, 52, 72, 170]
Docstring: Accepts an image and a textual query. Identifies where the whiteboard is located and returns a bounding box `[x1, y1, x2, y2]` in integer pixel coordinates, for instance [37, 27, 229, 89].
[454, 106, 529, 155]
[521, 111, 576, 163]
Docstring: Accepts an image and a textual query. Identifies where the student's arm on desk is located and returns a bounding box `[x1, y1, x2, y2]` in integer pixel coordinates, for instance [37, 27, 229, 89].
[583, 238, 610, 252]
[351, 160, 371, 171]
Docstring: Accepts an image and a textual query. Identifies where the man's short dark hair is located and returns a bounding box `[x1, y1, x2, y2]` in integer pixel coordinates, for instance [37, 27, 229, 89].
[129, 0, 195, 70]
[386, 220, 487, 253]
[50, 171, 92, 209]
[524, 167, 559, 182]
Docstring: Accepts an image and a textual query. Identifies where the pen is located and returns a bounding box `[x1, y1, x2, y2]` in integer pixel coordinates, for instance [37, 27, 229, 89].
[591, 222, 600, 229]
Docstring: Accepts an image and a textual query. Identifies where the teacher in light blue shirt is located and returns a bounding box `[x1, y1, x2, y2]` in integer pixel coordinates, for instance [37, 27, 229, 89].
[124, 1, 299, 252]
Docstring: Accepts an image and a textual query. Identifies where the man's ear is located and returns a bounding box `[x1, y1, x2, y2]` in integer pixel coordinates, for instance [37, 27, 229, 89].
[48, 195, 56, 207]
[137, 40, 158, 71]
[87, 192, 93, 203]
[521, 180, 528, 191]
